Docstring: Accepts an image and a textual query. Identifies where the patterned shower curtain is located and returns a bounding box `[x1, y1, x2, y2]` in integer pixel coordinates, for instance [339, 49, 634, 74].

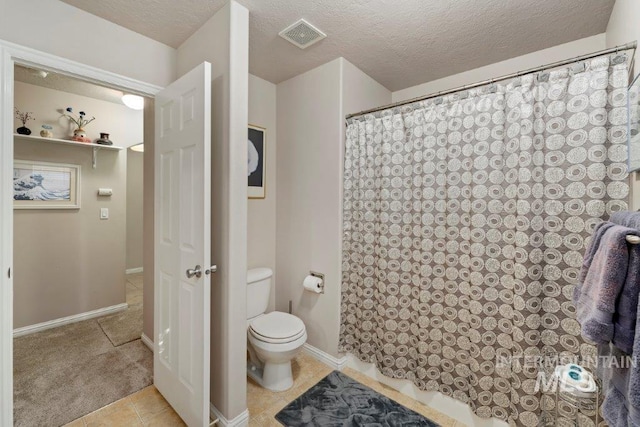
[339, 55, 629, 426]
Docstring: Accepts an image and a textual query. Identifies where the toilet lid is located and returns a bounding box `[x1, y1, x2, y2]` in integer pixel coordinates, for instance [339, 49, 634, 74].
[249, 312, 305, 341]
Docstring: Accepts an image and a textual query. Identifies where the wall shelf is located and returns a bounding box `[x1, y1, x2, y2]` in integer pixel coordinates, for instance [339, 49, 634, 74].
[14, 134, 123, 168]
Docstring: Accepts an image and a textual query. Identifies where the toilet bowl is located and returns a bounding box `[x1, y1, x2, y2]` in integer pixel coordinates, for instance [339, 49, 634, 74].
[247, 311, 307, 391]
[246, 268, 307, 391]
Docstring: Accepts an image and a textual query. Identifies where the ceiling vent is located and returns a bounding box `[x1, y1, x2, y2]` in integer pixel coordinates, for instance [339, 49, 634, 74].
[279, 19, 326, 49]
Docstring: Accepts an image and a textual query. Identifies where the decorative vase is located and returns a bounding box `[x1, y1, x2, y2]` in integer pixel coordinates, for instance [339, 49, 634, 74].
[72, 128, 91, 143]
[40, 125, 53, 138]
[96, 132, 113, 146]
[17, 126, 31, 135]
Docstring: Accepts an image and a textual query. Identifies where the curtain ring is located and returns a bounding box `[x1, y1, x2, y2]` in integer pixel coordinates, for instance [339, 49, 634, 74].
[488, 78, 498, 93]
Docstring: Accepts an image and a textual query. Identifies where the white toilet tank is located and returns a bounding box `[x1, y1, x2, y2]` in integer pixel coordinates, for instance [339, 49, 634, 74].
[247, 268, 272, 319]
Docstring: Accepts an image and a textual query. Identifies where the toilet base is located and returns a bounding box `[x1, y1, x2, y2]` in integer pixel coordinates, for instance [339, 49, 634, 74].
[247, 360, 293, 392]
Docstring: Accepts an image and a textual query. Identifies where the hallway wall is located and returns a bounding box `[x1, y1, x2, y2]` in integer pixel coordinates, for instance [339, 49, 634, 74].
[13, 81, 142, 329]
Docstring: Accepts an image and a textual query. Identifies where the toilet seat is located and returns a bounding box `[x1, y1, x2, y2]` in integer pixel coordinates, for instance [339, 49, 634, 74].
[249, 311, 305, 344]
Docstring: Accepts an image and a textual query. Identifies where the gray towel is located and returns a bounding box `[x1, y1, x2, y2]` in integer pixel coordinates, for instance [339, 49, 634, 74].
[602, 385, 632, 427]
[598, 212, 640, 426]
[614, 241, 640, 354]
[574, 225, 638, 345]
[600, 280, 640, 427]
[611, 211, 640, 230]
[601, 316, 640, 427]
[575, 221, 616, 301]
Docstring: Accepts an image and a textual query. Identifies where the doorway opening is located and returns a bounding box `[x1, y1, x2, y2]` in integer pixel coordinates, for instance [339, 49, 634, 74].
[1, 41, 216, 427]
[11, 64, 151, 426]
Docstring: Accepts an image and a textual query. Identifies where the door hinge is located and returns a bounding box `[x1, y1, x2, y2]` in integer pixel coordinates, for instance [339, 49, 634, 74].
[7, 268, 10, 278]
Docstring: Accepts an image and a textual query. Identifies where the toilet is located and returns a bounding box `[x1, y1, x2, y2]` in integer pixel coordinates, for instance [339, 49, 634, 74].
[246, 268, 307, 391]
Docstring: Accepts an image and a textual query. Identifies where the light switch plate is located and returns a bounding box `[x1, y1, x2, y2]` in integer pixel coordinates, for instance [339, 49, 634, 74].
[100, 208, 109, 220]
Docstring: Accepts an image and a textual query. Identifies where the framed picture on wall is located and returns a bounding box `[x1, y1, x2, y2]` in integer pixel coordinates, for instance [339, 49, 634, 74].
[248, 124, 266, 199]
[13, 160, 81, 209]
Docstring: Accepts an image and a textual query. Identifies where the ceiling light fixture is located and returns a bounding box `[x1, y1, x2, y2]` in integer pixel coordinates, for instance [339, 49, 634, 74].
[122, 94, 144, 110]
[27, 68, 48, 78]
[130, 143, 144, 152]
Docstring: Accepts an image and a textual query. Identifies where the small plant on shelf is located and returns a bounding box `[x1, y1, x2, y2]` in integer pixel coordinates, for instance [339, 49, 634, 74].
[15, 108, 35, 135]
[64, 107, 95, 142]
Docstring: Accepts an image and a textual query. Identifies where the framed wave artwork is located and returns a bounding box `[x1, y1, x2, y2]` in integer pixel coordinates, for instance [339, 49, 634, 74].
[13, 160, 80, 209]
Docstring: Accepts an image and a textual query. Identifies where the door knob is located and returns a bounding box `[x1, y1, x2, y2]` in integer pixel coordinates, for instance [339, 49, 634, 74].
[186, 265, 202, 279]
[205, 265, 217, 275]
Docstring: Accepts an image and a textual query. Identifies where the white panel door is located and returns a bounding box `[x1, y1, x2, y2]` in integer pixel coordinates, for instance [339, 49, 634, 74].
[154, 62, 212, 427]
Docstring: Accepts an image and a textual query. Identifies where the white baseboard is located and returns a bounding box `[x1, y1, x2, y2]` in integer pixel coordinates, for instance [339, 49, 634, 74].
[210, 404, 249, 427]
[126, 267, 143, 274]
[13, 303, 129, 337]
[141, 333, 154, 351]
[303, 343, 347, 371]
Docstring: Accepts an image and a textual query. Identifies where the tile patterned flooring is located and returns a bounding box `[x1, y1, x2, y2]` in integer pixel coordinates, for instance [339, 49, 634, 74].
[63, 386, 185, 426]
[65, 286, 458, 427]
[247, 351, 460, 427]
[65, 350, 460, 426]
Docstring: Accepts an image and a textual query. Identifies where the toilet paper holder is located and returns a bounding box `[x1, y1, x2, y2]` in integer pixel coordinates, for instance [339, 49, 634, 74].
[309, 271, 325, 294]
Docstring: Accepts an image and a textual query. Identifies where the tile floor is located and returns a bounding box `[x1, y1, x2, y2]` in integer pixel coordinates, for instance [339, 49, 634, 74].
[66, 280, 458, 427]
[64, 385, 185, 427]
[247, 351, 460, 427]
[66, 352, 463, 427]
[64, 350, 460, 427]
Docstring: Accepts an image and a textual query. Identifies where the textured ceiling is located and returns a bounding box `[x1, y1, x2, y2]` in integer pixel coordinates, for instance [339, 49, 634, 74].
[15, 65, 126, 105]
[59, 0, 616, 91]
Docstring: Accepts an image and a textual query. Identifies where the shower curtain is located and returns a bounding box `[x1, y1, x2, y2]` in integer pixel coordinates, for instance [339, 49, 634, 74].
[339, 55, 629, 426]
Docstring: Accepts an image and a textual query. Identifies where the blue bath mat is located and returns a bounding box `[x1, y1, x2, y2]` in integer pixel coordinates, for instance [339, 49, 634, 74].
[275, 370, 440, 426]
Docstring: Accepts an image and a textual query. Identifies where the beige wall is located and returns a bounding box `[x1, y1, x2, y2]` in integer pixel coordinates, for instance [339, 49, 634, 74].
[248, 74, 277, 311]
[342, 58, 393, 120]
[606, 0, 640, 210]
[607, 0, 640, 68]
[13, 141, 126, 329]
[275, 58, 391, 357]
[13, 82, 143, 146]
[392, 34, 607, 102]
[176, 1, 249, 420]
[13, 82, 142, 328]
[126, 149, 143, 270]
[0, 0, 176, 87]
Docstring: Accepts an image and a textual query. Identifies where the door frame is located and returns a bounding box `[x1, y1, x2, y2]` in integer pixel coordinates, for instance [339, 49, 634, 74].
[0, 39, 162, 426]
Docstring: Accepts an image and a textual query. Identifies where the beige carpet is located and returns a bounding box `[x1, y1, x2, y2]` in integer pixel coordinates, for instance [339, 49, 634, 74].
[13, 308, 152, 427]
[98, 305, 143, 347]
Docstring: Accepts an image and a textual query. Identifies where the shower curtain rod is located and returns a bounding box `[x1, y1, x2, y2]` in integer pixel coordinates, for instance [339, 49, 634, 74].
[346, 41, 638, 120]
